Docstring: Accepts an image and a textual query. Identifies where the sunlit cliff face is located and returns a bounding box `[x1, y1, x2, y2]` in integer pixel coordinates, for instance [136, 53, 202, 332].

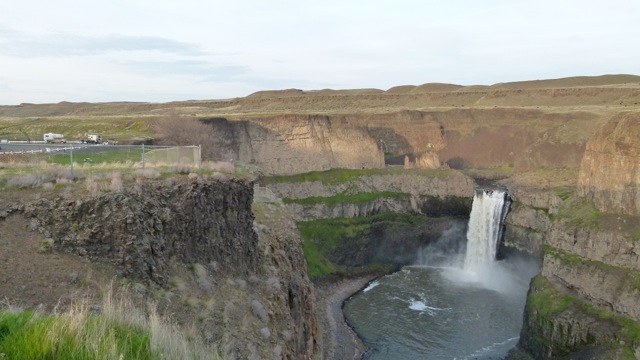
[578, 113, 640, 216]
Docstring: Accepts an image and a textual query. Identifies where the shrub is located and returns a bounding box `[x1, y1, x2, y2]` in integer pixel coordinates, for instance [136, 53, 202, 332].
[37, 238, 54, 253]
[7, 174, 42, 189]
[85, 176, 99, 196]
[56, 177, 71, 185]
[206, 161, 235, 174]
[212, 172, 228, 182]
[251, 300, 268, 323]
[110, 172, 123, 192]
[135, 169, 160, 180]
[174, 164, 191, 174]
[48, 167, 72, 183]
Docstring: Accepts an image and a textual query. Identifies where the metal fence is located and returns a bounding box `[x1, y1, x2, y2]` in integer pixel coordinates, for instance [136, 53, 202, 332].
[0, 143, 202, 177]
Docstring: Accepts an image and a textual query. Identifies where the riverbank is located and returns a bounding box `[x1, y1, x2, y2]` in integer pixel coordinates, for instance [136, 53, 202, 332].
[314, 275, 382, 360]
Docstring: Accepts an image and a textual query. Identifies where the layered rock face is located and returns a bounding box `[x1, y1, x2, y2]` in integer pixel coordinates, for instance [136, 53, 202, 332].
[578, 113, 640, 216]
[508, 116, 640, 358]
[267, 170, 474, 200]
[206, 115, 385, 175]
[285, 196, 418, 222]
[20, 177, 319, 359]
[206, 108, 606, 175]
[265, 170, 474, 221]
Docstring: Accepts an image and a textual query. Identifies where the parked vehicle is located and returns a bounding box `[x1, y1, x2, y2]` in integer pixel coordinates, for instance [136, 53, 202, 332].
[43, 133, 66, 143]
[85, 133, 103, 144]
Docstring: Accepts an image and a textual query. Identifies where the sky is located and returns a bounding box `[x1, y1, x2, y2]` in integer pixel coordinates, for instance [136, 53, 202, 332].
[1, 0, 639, 105]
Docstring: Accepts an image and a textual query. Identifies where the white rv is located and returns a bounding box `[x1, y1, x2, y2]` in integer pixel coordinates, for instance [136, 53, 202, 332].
[86, 133, 103, 144]
[43, 133, 66, 143]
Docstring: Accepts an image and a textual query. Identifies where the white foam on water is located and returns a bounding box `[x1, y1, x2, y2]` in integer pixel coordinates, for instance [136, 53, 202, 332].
[460, 336, 520, 359]
[363, 280, 380, 292]
[408, 298, 449, 316]
[408, 299, 428, 312]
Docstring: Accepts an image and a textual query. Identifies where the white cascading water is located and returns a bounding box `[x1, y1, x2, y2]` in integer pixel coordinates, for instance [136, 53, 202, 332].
[463, 189, 510, 273]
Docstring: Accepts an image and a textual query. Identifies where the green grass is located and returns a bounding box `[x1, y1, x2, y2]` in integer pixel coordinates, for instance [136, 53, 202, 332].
[283, 191, 409, 206]
[303, 238, 337, 278]
[580, 301, 640, 359]
[555, 196, 604, 229]
[462, 166, 514, 179]
[527, 275, 577, 317]
[629, 228, 640, 242]
[0, 311, 153, 360]
[48, 150, 148, 165]
[527, 275, 640, 358]
[545, 246, 640, 291]
[0, 287, 224, 360]
[298, 212, 428, 279]
[553, 186, 574, 201]
[263, 167, 455, 186]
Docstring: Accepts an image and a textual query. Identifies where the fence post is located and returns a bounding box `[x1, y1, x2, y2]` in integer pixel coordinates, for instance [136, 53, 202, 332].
[198, 144, 202, 172]
[141, 144, 145, 170]
[70, 146, 75, 179]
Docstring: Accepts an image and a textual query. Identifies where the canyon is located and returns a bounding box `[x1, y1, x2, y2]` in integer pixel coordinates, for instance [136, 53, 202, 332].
[1, 74, 640, 358]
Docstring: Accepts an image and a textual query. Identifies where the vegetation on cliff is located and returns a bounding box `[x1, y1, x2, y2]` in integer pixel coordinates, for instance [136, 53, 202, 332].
[283, 191, 410, 206]
[524, 275, 640, 359]
[263, 167, 454, 186]
[0, 288, 220, 360]
[298, 213, 453, 279]
[554, 196, 604, 229]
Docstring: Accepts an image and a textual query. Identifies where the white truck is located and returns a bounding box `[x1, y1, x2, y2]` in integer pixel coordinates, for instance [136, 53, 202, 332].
[43, 133, 66, 143]
[85, 133, 103, 144]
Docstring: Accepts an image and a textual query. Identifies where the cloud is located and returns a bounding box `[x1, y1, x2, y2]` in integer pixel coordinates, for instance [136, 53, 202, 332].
[118, 59, 249, 81]
[0, 27, 203, 57]
[0, 76, 9, 91]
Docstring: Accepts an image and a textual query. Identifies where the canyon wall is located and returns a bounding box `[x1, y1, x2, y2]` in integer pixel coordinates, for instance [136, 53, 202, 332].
[578, 112, 640, 216]
[18, 177, 320, 360]
[266, 169, 473, 200]
[205, 108, 607, 176]
[505, 115, 640, 359]
[264, 169, 474, 221]
[204, 115, 385, 175]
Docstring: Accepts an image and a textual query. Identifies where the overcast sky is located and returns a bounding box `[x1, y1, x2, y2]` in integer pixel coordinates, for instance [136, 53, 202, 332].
[1, 0, 639, 105]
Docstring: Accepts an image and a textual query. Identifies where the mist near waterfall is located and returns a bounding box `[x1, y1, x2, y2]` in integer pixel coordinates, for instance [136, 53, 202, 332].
[415, 220, 468, 268]
[415, 189, 539, 296]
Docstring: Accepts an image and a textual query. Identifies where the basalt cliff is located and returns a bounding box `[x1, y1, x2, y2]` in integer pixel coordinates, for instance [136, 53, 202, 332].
[501, 113, 640, 358]
[1, 178, 319, 359]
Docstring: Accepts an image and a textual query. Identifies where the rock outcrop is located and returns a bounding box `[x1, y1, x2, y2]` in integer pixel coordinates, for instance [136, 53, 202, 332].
[18, 177, 320, 360]
[265, 169, 474, 222]
[578, 113, 640, 216]
[507, 115, 640, 358]
[206, 115, 385, 175]
[22, 179, 259, 285]
[266, 169, 474, 200]
[285, 196, 418, 222]
[403, 152, 440, 169]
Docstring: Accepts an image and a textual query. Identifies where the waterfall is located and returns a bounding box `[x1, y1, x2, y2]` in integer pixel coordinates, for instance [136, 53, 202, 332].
[463, 189, 510, 272]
